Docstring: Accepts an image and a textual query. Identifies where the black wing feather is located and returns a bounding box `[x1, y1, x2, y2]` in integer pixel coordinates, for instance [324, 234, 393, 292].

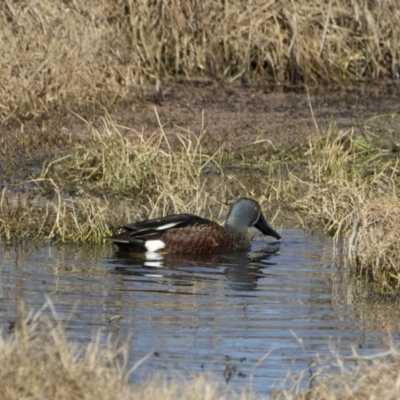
[120, 214, 213, 234]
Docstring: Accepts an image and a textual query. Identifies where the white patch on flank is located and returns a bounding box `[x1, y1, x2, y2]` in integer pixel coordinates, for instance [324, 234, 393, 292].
[155, 222, 180, 230]
[145, 240, 166, 252]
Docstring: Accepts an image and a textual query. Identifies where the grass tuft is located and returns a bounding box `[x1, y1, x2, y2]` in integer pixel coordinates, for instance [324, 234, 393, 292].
[0, 186, 115, 242]
[38, 113, 226, 217]
[274, 345, 400, 400]
[347, 194, 400, 291]
[295, 127, 400, 291]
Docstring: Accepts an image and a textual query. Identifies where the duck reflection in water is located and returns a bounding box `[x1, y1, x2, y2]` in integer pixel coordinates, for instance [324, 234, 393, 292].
[112, 240, 280, 292]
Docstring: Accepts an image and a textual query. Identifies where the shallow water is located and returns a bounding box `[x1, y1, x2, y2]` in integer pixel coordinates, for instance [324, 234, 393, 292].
[1, 229, 399, 395]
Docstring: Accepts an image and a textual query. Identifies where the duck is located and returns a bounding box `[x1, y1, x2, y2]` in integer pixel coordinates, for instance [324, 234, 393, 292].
[107, 197, 281, 255]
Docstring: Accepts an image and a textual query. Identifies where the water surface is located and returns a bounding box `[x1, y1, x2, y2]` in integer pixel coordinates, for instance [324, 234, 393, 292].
[1, 229, 399, 395]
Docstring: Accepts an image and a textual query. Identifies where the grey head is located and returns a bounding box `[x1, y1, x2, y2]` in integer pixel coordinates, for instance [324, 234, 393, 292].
[225, 198, 281, 240]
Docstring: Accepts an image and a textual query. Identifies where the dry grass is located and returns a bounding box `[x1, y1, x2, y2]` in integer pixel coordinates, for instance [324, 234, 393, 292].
[334, 194, 400, 292]
[295, 127, 400, 291]
[39, 112, 224, 215]
[273, 345, 400, 399]
[347, 194, 400, 291]
[1, 0, 400, 119]
[0, 187, 115, 242]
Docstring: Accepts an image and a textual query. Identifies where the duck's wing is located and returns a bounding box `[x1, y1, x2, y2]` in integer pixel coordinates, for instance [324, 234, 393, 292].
[109, 214, 216, 243]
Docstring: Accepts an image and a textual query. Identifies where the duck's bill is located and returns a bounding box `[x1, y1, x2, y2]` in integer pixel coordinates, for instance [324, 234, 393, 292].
[254, 213, 281, 240]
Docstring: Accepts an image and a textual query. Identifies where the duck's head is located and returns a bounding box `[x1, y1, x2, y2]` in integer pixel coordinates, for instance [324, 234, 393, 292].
[225, 198, 281, 240]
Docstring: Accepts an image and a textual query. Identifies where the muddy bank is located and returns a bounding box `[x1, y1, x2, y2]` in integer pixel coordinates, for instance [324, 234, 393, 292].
[122, 80, 400, 151]
[3, 81, 400, 156]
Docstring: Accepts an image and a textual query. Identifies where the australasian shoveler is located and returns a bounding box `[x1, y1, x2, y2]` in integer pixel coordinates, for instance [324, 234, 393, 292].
[107, 197, 281, 255]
